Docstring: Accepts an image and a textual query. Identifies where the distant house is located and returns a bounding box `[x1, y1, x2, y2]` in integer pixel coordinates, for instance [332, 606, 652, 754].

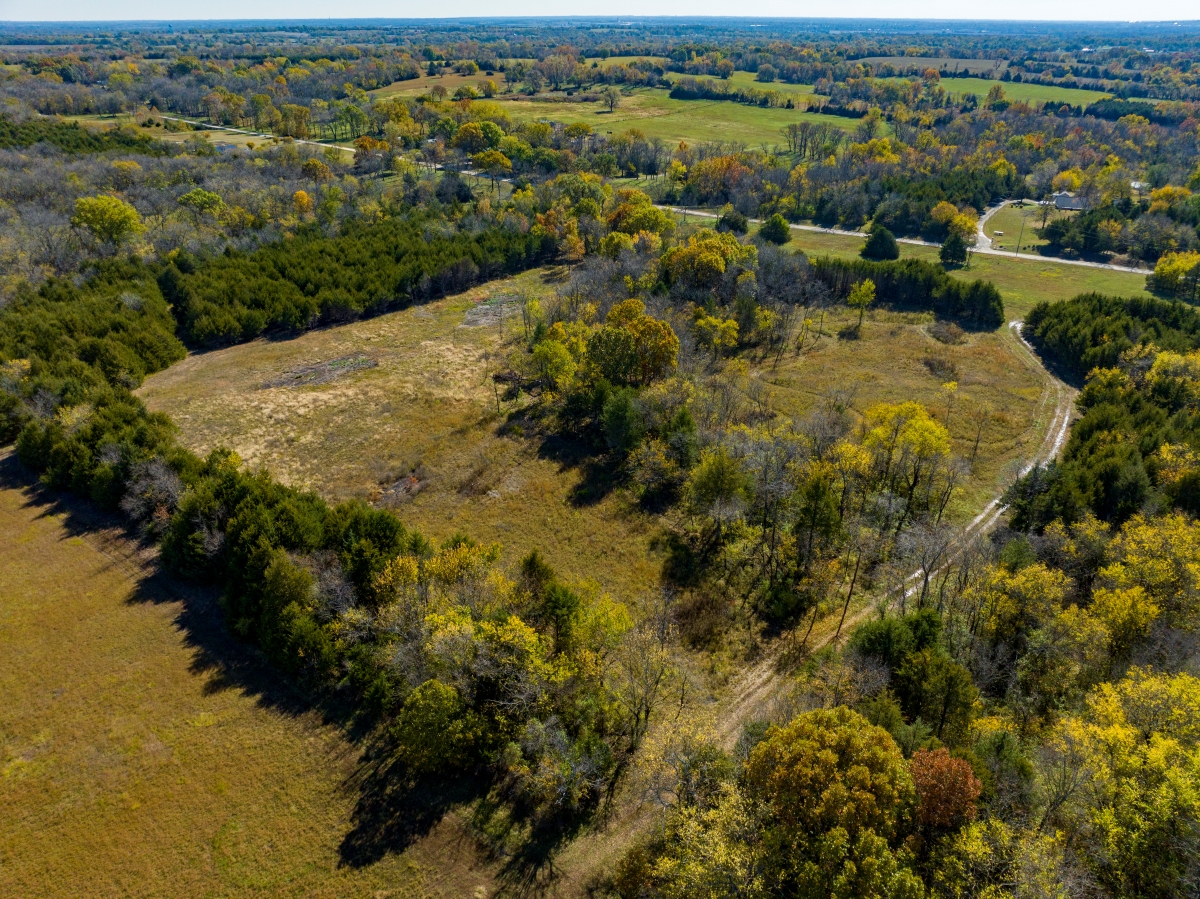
[1052, 191, 1088, 211]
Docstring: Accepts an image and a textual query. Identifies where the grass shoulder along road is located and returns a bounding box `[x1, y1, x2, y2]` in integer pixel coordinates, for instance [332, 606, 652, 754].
[767, 219, 1153, 320]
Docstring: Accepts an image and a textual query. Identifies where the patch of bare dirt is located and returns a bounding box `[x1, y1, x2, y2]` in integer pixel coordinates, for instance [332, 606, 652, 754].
[261, 354, 377, 388]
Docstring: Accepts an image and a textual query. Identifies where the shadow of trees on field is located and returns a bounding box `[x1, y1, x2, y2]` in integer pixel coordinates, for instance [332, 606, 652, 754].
[338, 734, 491, 868]
[533, 429, 623, 508]
[0, 451, 539, 886]
[0, 452, 348, 729]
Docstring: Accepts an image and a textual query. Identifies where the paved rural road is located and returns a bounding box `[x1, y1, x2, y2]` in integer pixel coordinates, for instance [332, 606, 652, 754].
[712, 319, 1076, 750]
[660, 204, 1152, 275]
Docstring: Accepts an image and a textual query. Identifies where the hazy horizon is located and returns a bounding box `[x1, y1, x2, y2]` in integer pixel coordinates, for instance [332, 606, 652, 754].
[3, 7, 1200, 24]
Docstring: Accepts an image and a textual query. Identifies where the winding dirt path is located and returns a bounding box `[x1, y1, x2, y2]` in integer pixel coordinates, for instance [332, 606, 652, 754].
[712, 319, 1075, 749]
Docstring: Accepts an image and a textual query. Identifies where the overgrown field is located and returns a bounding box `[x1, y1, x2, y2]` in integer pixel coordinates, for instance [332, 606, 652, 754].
[139, 266, 1049, 596]
[0, 451, 494, 899]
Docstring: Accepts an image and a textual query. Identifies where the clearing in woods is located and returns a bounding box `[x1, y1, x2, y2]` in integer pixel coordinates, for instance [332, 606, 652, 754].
[139, 265, 1051, 599]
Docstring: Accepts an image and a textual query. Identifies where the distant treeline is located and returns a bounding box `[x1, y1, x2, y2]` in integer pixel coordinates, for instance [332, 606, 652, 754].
[804, 101, 870, 119]
[810, 256, 1005, 328]
[1085, 97, 1194, 126]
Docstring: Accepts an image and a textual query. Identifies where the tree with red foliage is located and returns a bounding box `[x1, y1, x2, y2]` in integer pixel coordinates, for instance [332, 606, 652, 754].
[909, 747, 981, 829]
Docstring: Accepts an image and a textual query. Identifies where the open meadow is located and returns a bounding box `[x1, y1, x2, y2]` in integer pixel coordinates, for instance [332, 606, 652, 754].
[916, 76, 1110, 106]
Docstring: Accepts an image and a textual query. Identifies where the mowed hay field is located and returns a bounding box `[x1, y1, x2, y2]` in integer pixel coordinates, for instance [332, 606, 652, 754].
[140, 265, 1053, 594]
[0, 451, 498, 899]
[372, 73, 858, 146]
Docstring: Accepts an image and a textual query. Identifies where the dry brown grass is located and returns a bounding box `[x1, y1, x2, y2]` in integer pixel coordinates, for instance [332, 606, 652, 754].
[139, 268, 665, 600]
[139, 266, 1049, 604]
[764, 304, 1045, 519]
[0, 450, 511, 898]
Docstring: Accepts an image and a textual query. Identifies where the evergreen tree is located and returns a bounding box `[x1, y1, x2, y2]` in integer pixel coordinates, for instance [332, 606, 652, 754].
[861, 224, 900, 260]
[940, 231, 968, 266]
[758, 213, 791, 245]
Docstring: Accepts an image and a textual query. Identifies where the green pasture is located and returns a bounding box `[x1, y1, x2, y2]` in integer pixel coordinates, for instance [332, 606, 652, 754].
[934, 77, 1110, 106]
[760, 221, 1152, 319]
[498, 89, 864, 147]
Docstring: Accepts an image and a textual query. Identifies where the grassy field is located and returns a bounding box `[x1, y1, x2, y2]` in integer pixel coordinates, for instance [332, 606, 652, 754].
[496, 90, 862, 146]
[371, 70, 501, 99]
[932, 77, 1109, 106]
[138, 260, 1053, 589]
[760, 222, 1153, 319]
[0, 450, 501, 899]
[137, 269, 666, 601]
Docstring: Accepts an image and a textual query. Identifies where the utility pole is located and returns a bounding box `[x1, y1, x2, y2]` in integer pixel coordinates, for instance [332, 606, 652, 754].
[1016, 213, 1026, 257]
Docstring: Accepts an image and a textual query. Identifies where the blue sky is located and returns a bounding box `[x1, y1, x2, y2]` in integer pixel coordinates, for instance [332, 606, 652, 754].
[3, 3, 1200, 22]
